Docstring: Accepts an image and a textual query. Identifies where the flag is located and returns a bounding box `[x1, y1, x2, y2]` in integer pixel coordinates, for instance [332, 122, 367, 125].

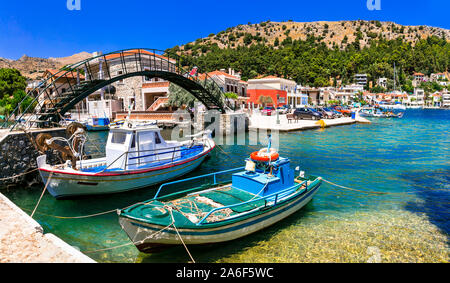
[189, 66, 198, 76]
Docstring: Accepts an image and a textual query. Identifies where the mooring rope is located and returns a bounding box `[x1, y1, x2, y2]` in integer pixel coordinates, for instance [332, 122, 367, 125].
[215, 145, 241, 165]
[27, 208, 119, 219]
[0, 168, 39, 182]
[321, 178, 409, 196]
[31, 172, 53, 218]
[168, 206, 196, 263]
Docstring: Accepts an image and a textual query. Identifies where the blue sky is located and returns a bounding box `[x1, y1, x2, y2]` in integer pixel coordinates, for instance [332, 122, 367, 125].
[0, 0, 448, 59]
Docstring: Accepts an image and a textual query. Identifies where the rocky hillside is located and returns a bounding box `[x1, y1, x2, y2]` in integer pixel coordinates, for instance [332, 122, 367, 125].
[175, 20, 450, 54]
[0, 52, 92, 80]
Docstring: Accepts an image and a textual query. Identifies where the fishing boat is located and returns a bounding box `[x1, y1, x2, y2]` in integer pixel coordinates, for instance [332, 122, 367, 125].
[118, 138, 322, 253]
[359, 106, 404, 118]
[84, 117, 110, 131]
[36, 121, 215, 199]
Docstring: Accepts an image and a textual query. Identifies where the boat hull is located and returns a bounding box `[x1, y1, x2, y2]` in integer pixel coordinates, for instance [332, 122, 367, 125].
[38, 152, 210, 199]
[85, 125, 109, 131]
[119, 179, 321, 252]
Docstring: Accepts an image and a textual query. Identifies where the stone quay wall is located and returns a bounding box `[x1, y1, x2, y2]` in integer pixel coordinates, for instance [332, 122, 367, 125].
[0, 128, 67, 187]
[196, 112, 249, 135]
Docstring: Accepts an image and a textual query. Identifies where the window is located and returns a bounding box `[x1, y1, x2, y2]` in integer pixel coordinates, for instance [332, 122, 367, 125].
[155, 133, 162, 144]
[117, 71, 124, 84]
[143, 67, 151, 82]
[131, 133, 136, 148]
[119, 98, 124, 111]
[111, 132, 127, 144]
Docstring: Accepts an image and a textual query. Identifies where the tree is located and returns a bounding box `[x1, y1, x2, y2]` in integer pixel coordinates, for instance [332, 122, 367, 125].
[274, 37, 280, 47]
[0, 68, 27, 99]
[258, 95, 274, 107]
[168, 83, 197, 109]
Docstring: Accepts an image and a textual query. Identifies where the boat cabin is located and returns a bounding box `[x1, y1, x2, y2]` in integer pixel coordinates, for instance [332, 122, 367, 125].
[105, 124, 181, 170]
[232, 158, 294, 197]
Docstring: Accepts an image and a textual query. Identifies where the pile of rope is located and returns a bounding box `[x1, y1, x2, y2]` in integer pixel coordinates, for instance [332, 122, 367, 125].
[34, 122, 87, 169]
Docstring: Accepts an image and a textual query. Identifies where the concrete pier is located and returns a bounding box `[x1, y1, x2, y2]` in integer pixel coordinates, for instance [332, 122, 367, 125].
[0, 193, 95, 263]
[249, 114, 359, 132]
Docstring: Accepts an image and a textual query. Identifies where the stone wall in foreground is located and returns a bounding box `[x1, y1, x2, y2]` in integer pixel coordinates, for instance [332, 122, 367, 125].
[0, 128, 67, 187]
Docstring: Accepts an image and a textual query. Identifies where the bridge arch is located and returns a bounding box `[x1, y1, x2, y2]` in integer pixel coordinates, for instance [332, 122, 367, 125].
[4, 49, 231, 130]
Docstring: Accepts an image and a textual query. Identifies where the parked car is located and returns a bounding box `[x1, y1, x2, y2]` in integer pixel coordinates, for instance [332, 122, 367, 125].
[293, 108, 322, 120]
[261, 106, 275, 116]
[332, 106, 352, 117]
[316, 107, 336, 119]
[277, 107, 288, 114]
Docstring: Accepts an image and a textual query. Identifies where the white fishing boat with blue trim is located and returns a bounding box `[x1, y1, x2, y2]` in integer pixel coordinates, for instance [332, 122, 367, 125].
[118, 137, 322, 253]
[36, 121, 215, 199]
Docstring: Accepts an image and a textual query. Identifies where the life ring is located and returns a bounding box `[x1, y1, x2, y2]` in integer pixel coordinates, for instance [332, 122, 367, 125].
[250, 148, 279, 162]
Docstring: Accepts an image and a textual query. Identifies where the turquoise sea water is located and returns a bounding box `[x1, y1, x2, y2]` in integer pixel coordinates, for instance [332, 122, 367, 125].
[2, 109, 449, 262]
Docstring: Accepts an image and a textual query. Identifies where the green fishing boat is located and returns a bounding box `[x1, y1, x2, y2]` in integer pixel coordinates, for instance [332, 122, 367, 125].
[118, 141, 322, 253]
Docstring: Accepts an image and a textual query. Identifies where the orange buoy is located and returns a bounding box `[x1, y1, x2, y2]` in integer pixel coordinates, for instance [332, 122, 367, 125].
[250, 148, 279, 162]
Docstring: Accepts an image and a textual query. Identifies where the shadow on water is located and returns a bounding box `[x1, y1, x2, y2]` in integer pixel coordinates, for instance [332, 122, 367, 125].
[401, 167, 450, 243]
[138, 200, 318, 263]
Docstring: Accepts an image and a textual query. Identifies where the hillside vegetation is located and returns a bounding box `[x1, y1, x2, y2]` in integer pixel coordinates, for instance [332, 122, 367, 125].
[167, 20, 450, 89]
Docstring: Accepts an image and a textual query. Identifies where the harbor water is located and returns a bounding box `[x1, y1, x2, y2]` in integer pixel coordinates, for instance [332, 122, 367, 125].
[1, 109, 449, 262]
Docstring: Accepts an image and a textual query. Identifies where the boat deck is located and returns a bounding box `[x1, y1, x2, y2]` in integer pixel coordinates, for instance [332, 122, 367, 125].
[164, 185, 266, 223]
[79, 145, 204, 173]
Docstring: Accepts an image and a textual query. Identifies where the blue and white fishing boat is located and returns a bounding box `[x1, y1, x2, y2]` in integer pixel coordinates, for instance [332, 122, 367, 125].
[36, 121, 215, 199]
[84, 117, 110, 131]
[118, 137, 322, 253]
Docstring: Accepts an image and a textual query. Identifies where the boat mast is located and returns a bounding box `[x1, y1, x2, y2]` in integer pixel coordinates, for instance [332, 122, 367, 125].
[393, 62, 396, 92]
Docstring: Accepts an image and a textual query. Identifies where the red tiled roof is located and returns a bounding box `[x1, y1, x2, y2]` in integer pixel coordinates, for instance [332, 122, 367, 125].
[104, 49, 176, 63]
[142, 81, 170, 88]
[208, 70, 239, 80]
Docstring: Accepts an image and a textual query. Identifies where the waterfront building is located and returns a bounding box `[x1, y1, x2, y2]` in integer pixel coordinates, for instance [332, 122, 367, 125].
[406, 88, 425, 107]
[207, 69, 248, 97]
[431, 92, 442, 107]
[296, 86, 318, 106]
[329, 84, 364, 105]
[442, 91, 450, 108]
[354, 73, 368, 87]
[247, 76, 307, 108]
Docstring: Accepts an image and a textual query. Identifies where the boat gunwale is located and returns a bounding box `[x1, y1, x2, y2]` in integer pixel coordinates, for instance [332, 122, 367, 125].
[38, 143, 215, 177]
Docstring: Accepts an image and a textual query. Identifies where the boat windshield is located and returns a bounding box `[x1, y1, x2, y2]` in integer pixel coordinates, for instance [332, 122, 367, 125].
[111, 132, 127, 144]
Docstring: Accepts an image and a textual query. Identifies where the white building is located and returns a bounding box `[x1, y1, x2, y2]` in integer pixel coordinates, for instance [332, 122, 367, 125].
[354, 74, 368, 86]
[407, 88, 425, 107]
[442, 91, 450, 108]
[377, 77, 387, 89]
[247, 76, 307, 107]
[329, 84, 364, 104]
[207, 69, 248, 97]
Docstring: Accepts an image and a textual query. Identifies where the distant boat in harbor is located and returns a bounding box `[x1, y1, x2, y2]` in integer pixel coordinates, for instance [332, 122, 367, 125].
[83, 117, 110, 131]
